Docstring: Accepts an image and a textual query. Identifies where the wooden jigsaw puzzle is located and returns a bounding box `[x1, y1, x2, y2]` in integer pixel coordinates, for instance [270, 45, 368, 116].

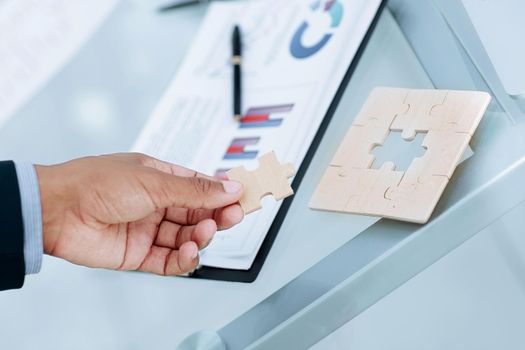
[309, 87, 491, 223]
[226, 151, 295, 214]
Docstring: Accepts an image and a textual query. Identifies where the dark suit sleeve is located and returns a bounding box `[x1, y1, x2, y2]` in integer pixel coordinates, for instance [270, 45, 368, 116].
[0, 161, 25, 291]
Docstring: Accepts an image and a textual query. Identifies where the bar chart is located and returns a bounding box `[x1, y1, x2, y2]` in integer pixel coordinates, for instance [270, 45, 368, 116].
[223, 137, 260, 160]
[239, 103, 294, 128]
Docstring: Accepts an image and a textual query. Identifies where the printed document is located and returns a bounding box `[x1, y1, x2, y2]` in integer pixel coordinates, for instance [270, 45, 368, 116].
[134, 0, 383, 269]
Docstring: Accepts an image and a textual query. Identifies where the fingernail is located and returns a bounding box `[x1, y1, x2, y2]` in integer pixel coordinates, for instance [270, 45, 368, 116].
[222, 180, 242, 194]
[192, 248, 199, 259]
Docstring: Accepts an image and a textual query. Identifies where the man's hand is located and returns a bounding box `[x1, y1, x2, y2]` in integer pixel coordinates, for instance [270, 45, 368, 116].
[35, 153, 244, 275]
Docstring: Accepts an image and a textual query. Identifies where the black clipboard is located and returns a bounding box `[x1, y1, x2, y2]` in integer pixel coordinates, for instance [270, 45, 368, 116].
[191, 1, 386, 283]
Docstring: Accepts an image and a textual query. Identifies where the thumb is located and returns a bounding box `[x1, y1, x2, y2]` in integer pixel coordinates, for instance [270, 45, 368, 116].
[145, 170, 244, 210]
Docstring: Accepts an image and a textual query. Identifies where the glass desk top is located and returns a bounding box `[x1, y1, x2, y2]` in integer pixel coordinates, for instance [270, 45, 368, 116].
[1, 2, 524, 349]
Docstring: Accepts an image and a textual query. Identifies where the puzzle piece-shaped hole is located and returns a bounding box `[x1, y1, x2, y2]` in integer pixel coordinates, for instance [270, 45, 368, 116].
[371, 131, 427, 171]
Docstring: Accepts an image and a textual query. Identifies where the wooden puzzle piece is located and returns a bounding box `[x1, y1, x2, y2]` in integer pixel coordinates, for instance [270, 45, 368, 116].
[226, 151, 295, 214]
[390, 89, 447, 140]
[406, 130, 471, 179]
[430, 90, 491, 135]
[352, 87, 409, 128]
[384, 174, 448, 224]
[310, 87, 491, 224]
[309, 165, 368, 212]
[346, 162, 404, 215]
[331, 125, 390, 169]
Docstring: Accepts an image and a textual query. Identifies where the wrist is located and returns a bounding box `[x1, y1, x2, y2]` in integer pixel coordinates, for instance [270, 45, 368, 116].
[35, 164, 69, 255]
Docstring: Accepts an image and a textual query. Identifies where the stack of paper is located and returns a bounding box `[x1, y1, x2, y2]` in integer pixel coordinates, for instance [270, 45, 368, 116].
[134, 0, 382, 270]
